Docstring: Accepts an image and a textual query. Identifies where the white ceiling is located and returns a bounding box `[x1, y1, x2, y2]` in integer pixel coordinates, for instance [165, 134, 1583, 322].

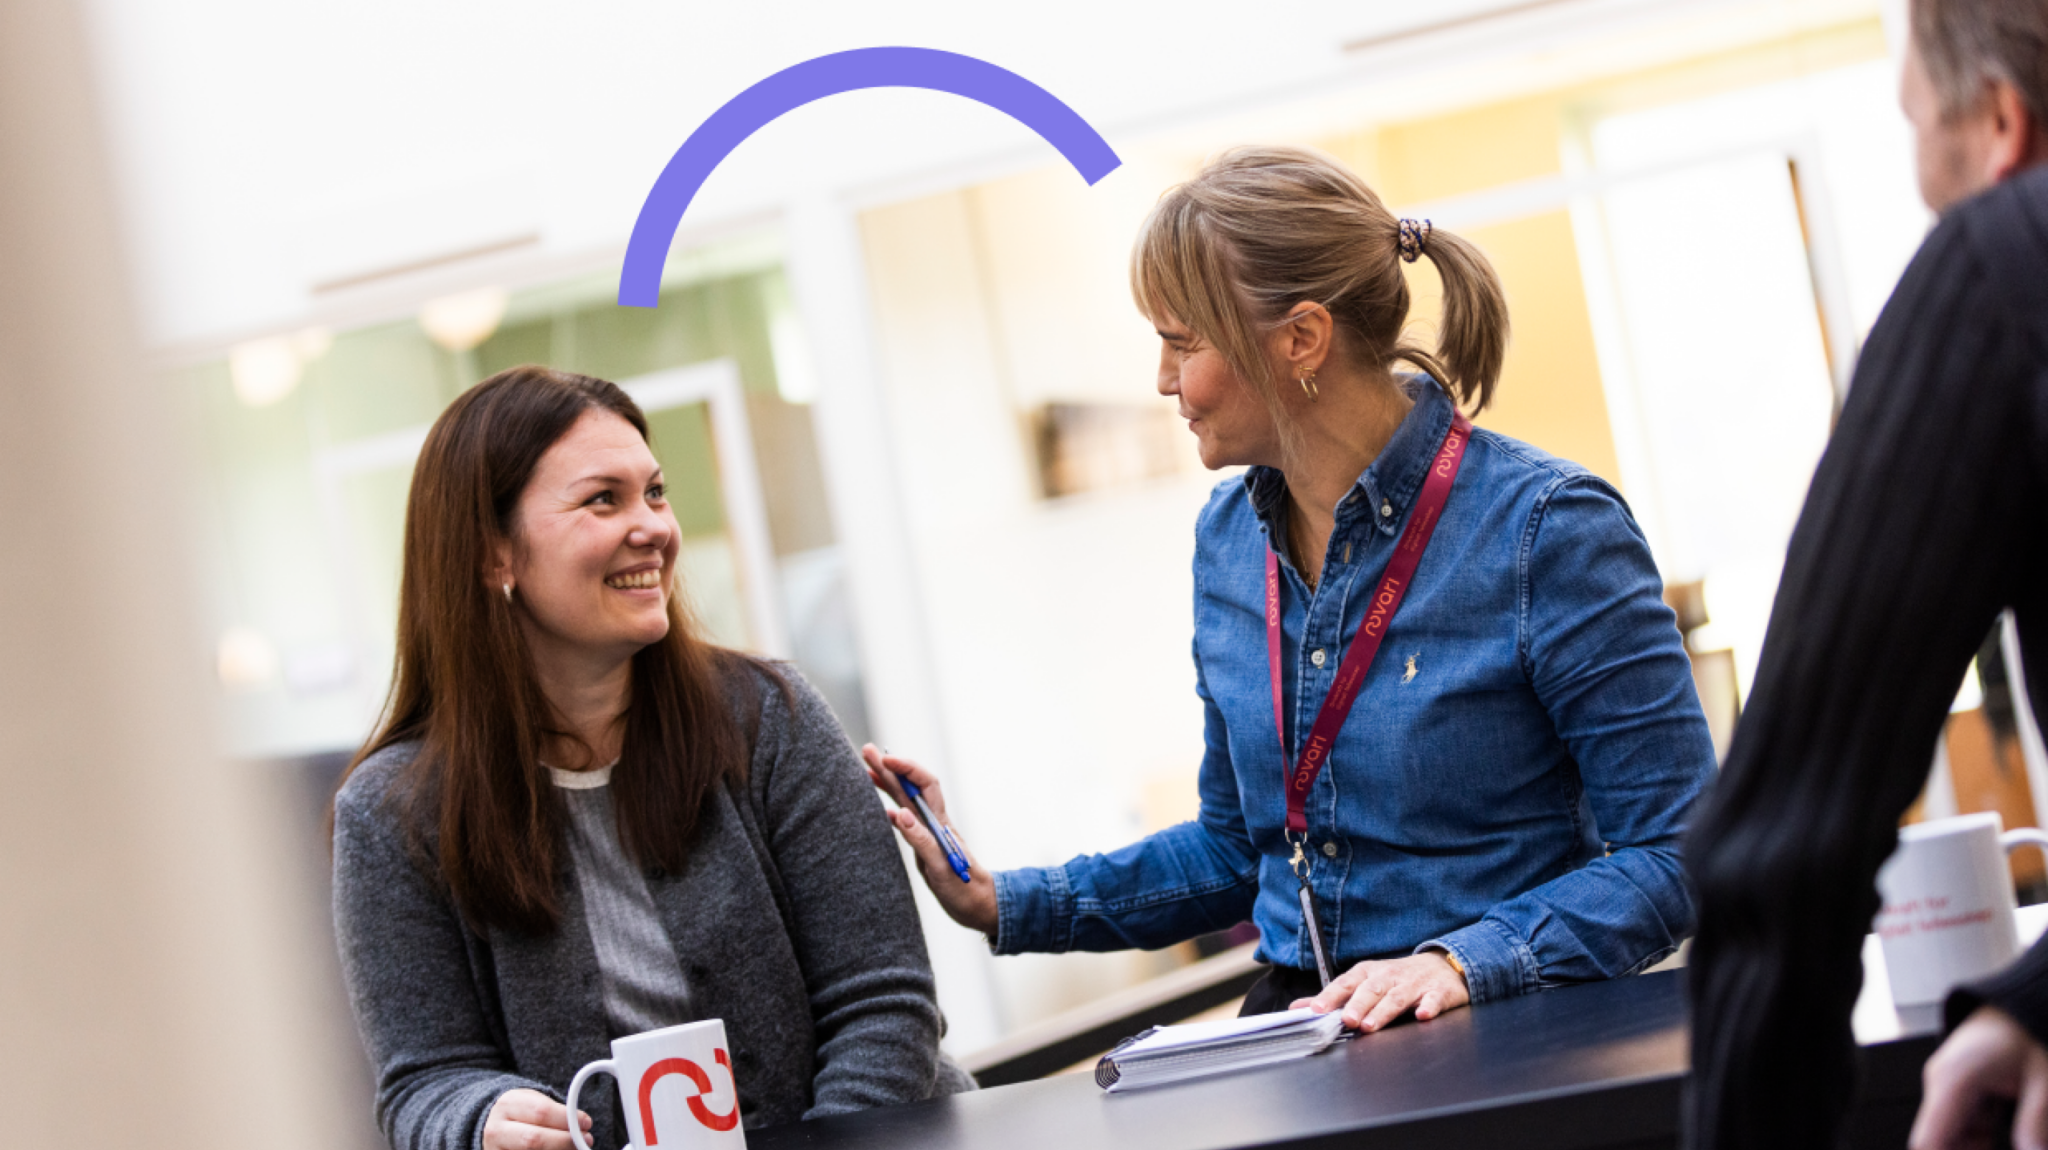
[79, 0, 1885, 352]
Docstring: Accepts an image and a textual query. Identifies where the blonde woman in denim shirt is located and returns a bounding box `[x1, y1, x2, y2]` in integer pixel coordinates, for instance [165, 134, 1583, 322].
[868, 146, 1717, 1032]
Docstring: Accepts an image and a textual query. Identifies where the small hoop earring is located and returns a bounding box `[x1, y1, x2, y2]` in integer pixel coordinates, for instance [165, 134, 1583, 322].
[502, 583, 513, 604]
[1298, 370, 1319, 401]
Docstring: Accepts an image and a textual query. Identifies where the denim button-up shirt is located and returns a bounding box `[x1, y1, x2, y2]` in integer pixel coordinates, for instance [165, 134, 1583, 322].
[992, 378, 1716, 1003]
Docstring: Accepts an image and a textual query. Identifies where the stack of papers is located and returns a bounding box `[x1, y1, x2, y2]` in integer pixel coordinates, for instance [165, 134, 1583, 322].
[1095, 1007, 1350, 1092]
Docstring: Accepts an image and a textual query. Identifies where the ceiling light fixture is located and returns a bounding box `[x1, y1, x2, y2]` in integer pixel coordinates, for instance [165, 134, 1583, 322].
[419, 286, 509, 352]
[216, 625, 279, 689]
[228, 326, 332, 408]
[229, 337, 302, 407]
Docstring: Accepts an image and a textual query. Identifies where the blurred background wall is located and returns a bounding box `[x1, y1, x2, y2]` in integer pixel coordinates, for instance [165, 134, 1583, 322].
[21, 0, 2047, 1145]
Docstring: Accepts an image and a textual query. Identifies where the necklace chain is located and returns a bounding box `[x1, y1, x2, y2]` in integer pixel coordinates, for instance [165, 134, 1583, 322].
[1288, 504, 1319, 591]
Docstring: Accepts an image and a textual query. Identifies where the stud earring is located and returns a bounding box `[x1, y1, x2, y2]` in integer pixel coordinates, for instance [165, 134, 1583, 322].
[502, 583, 513, 604]
[1298, 370, 1319, 401]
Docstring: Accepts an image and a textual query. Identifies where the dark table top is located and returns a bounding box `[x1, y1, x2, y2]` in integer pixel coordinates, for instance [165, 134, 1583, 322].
[752, 970, 1940, 1150]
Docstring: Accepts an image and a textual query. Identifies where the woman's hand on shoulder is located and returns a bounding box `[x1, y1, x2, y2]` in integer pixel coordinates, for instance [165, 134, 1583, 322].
[862, 744, 999, 937]
[484, 1088, 591, 1150]
[1294, 952, 1470, 1032]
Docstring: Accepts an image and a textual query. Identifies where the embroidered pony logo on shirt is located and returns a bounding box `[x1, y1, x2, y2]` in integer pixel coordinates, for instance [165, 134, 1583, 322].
[1402, 654, 1420, 684]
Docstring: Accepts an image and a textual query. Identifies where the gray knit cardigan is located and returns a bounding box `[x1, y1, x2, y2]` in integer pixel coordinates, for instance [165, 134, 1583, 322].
[332, 662, 972, 1150]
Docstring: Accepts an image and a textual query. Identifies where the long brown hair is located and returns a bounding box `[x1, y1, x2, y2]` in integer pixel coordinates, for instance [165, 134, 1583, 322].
[1130, 146, 1509, 454]
[337, 365, 751, 935]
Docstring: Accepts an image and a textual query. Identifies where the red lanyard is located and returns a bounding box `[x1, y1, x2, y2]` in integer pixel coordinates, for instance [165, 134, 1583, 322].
[1267, 412, 1471, 835]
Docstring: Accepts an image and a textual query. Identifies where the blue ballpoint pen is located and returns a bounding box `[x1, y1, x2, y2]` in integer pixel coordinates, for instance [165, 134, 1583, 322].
[899, 776, 974, 884]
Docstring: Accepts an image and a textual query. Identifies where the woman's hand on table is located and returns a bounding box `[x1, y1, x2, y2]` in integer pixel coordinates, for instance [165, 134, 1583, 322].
[1294, 952, 1471, 1032]
[1911, 1005, 2048, 1150]
[484, 1089, 591, 1150]
[862, 744, 999, 937]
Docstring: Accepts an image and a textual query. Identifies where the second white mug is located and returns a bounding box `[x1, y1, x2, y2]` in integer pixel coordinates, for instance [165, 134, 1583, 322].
[1875, 811, 2048, 1005]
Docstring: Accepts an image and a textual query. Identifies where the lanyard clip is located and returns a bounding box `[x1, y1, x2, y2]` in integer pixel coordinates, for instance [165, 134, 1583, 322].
[1287, 830, 1334, 987]
[1287, 831, 1310, 883]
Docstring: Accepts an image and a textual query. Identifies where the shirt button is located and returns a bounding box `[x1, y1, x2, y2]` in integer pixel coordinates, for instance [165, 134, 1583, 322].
[1322, 842, 1340, 858]
[1380, 501, 1394, 518]
[1310, 648, 1326, 667]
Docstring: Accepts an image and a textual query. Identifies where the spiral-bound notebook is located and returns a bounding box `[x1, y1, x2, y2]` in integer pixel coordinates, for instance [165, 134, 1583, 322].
[1094, 1007, 1350, 1092]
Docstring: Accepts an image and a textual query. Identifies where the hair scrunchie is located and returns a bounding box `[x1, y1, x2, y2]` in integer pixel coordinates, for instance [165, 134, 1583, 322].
[1397, 218, 1433, 263]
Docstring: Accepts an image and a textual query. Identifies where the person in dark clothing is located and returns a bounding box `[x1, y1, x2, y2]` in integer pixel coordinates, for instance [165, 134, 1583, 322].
[1685, 2, 2048, 1147]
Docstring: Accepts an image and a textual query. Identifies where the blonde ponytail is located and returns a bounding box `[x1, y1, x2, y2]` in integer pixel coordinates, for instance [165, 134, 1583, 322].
[1391, 227, 1508, 412]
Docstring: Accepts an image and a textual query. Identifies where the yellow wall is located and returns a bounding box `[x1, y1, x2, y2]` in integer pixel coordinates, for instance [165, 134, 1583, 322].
[1314, 18, 1889, 498]
[1325, 97, 1622, 489]
[1376, 97, 1567, 200]
[1460, 212, 1621, 483]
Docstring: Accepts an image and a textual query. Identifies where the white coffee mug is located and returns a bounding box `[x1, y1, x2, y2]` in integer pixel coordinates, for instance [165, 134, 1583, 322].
[1875, 811, 2048, 1005]
[567, 1018, 746, 1150]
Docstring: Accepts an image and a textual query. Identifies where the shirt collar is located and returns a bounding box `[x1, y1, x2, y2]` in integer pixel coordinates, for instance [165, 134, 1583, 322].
[1243, 374, 1458, 538]
[546, 759, 619, 789]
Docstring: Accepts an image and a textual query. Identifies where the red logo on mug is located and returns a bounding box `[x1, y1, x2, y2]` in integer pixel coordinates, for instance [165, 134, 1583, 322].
[639, 1048, 740, 1142]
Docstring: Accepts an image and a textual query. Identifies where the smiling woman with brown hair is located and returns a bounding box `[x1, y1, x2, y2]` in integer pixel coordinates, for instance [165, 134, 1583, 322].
[331, 365, 967, 1150]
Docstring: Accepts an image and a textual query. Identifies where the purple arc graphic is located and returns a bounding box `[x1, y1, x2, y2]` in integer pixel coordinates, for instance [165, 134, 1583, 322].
[619, 46, 1122, 308]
